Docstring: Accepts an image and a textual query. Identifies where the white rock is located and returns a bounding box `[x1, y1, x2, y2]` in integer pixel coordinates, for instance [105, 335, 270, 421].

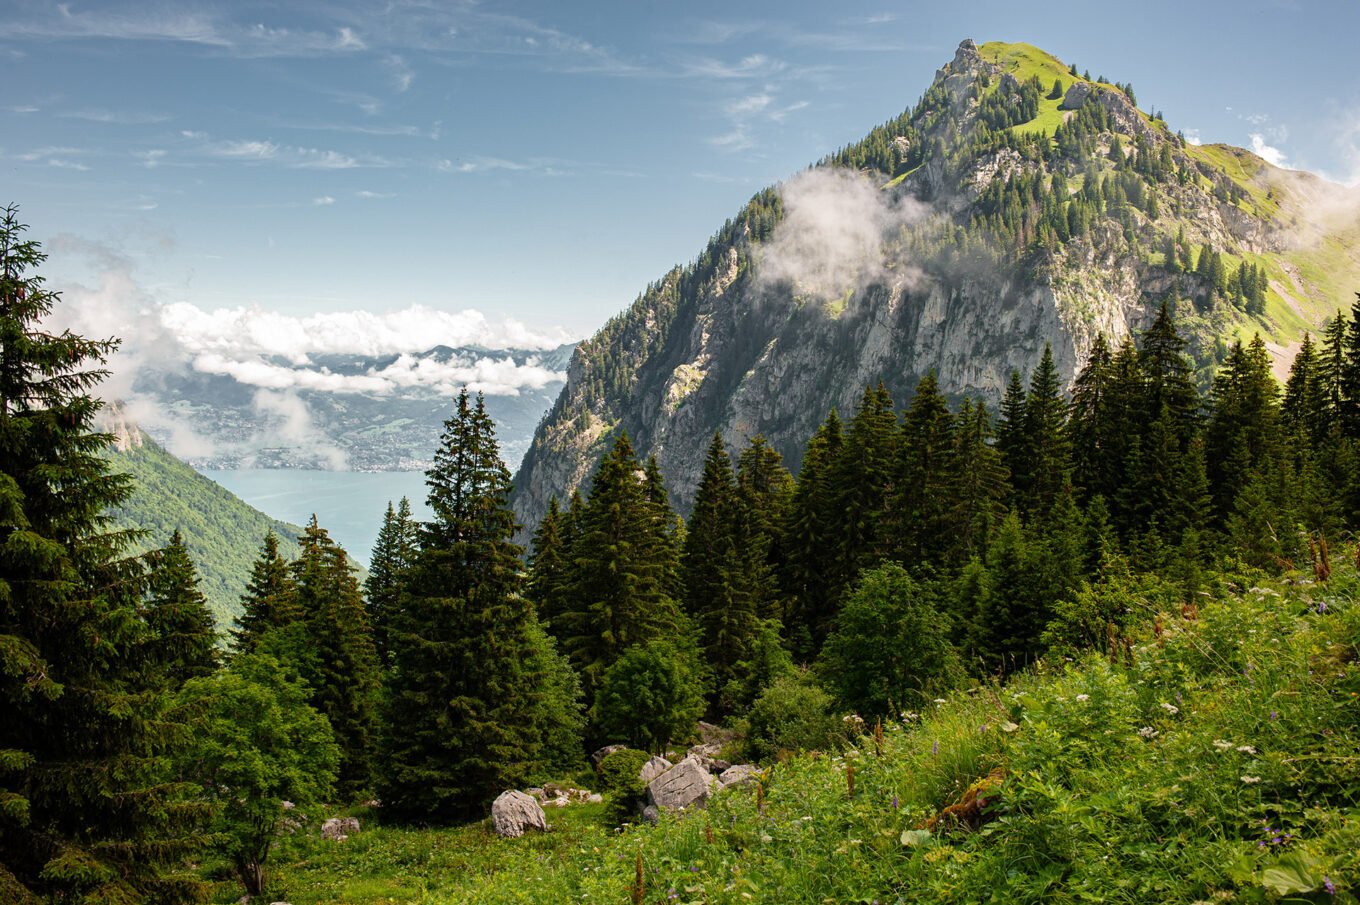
[491, 790, 548, 838]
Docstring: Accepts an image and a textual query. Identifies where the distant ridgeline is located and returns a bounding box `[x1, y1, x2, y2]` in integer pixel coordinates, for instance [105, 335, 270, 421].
[99, 405, 304, 627]
[512, 38, 1360, 531]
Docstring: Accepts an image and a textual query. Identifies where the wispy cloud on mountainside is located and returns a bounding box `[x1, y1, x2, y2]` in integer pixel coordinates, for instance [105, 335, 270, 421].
[753, 167, 930, 302]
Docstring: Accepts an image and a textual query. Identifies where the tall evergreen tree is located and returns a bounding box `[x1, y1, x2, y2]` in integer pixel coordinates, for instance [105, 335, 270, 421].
[144, 529, 220, 689]
[557, 431, 683, 694]
[364, 497, 416, 668]
[1021, 344, 1072, 518]
[0, 205, 206, 903]
[1342, 294, 1360, 438]
[889, 371, 957, 566]
[526, 496, 570, 634]
[735, 435, 794, 621]
[231, 532, 297, 655]
[382, 390, 550, 820]
[829, 382, 897, 590]
[1205, 336, 1283, 524]
[997, 369, 1031, 506]
[292, 516, 380, 796]
[781, 409, 845, 658]
[947, 399, 1010, 565]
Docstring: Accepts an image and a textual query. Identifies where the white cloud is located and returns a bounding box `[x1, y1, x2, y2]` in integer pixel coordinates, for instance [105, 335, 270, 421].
[313, 195, 335, 206]
[754, 167, 930, 302]
[1184, 129, 1202, 146]
[1250, 133, 1289, 168]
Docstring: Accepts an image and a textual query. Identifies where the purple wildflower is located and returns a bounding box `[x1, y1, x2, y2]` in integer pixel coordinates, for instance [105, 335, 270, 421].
[932, 739, 939, 757]
[892, 794, 899, 809]
[1325, 875, 1335, 895]
[1270, 711, 1278, 721]
[1318, 600, 1329, 614]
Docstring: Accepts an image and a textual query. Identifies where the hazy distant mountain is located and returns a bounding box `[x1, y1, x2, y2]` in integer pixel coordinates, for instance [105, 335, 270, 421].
[512, 39, 1360, 532]
[129, 342, 576, 471]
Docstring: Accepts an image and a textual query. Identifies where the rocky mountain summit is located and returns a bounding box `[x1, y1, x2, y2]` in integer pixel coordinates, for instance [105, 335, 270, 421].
[511, 39, 1360, 531]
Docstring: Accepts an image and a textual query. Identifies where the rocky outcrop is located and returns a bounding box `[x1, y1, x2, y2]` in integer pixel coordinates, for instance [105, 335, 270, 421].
[718, 765, 759, 789]
[1060, 82, 1092, 110]
[491, 790, 548, 838]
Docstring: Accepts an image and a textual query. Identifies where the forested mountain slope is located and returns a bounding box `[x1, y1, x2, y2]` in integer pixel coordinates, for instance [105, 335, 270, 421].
[512, 39, 1360, 529]
[99, 406, 303, 626]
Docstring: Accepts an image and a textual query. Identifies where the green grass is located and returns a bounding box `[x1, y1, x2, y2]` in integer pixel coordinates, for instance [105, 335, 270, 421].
[233, 563, 1360, 903]
[1187, 143, 1282, 218]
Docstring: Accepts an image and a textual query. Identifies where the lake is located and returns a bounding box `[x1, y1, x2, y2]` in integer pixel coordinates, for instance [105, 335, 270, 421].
[201, 468, 433, 566]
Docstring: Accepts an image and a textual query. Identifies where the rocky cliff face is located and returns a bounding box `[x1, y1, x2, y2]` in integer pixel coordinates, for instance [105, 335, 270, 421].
[511, 40, 1359, 535]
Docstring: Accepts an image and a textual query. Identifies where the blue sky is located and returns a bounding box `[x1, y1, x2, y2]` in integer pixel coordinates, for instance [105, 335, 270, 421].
[4, 0, 1358, 345]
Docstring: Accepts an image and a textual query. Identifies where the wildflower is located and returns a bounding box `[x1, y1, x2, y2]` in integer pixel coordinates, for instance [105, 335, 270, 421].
[1075, 694, 1090, 702]
[892, 795, 899, 809]
[1240, 775, 1261, 784]
[1138, 726, 1158, 739]
[933, 698, 946, 705]
[1318, 601, 1329, 614]
[1269, 711, 1278, 721]
[1160, 702, 1179, 715]
[932, 739, 939, 757]
[1325, 875, 1335, 894]
[1236, 745, 1257, 754]
[1213, 740, 1232, 751]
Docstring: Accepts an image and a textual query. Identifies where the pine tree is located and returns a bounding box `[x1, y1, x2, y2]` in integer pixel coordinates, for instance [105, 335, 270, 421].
[144, 529, 220, 690]
[231, 532, 297, 655]
[997, 369, 1030, 507]
[1069, 334, 1114, 501]
[0, 205, 206, 902]
[1021, 343, 1072, 518]
[947, 399, 1010, 565]
[829, 382, 897, 590]
[382, 390, 550, 820]
[557, 431, 683, 693]
[1341, 295, 1360, 438]
[364, 497, 416, 667]
[735, 435, 794, 621]
[889, 371, 957, 566]
[292, 516, 381, 797]
[781, 409, 845, 658]
[526, 496, 570, 635]
[1205, 336, 1283, 524]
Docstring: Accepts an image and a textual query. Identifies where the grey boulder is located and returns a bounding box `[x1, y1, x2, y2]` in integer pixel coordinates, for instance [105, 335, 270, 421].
[647, 758, 717, 812]
[639, 755, 673, 784]
[491, 790, 548, 838]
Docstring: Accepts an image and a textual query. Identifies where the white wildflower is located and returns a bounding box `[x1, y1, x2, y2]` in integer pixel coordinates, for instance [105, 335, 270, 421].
[1075, 694, 1090, 702]
[1138, 726, 1158, 739]
[1241, 775, 1261, 784]
[1159, 702, 1180, 715]
[1236, 745, 1257, 755]
[1213, 740, 1232, 751]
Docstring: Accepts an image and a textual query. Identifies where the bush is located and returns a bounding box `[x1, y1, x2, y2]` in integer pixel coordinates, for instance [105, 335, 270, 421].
[597, 748, 651, 823]
[592, 643, 705, 753]
[745, 673, 839, 761]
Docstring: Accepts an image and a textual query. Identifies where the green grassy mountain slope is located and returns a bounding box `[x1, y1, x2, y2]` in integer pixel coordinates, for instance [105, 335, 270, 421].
[101, 411, 303, 627]
[511, 38, 1360, 532]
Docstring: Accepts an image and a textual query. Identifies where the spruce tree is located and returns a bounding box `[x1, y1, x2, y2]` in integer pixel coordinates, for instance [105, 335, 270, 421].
[144, 529, 220, 690]
[735, 435, 794, 621]
[364, 497, 416, 667]
[829, 382, 896, 589]
[0, 205, 206, 902]
[291, 516, 381, 797]
[556, 432, 685, 693]
[947, 399, 1010, 565]
[890, 371, 957, 566]
[1341, 294, 1360, 438]
[781, 409, 845, 658]
[1021, 343, 1072, 519]
[526, 496, 570, 634]
[1205, 336, 1283, 524]
[997, 369, 1031, 506]
[231, 532, 297, 655]
[382, 390, 550, 820]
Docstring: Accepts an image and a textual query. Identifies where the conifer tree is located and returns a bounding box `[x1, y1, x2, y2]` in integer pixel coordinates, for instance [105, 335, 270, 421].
[0, 205, 206, 902]
[1021, 344, 1072, 518]
[364, 497, 416, 667]
[890, 371, 957, 565]
[557, 431, 683, 693]
[527, 496, 570, 633]
[231, 532, 297, 655]
[997, 369, 1031, 506]
[1341, 294, 1360, 438]
[144, 529, 220, 689]
[735, 435, 794, 620]
[1205, 336, 1283, 524]
[1069, 334, 1113, 500]
[830, 382, 897, 589]
[947, 399, 1010, 564]
[1282, 332, 1323, 444]
[1320, 310, 1348, 427]
[382, 390, 550, 820]
[781, 409, 845, 658]
[292, 516, 380, 796]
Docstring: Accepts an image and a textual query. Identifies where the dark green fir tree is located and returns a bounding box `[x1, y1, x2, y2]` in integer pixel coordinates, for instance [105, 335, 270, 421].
[364, 497, 417, 667]
[0, 205, 206, 903]
[144, 529, 221, 690]
[230, 532, 297, 655]
[381, 390, 551, 820]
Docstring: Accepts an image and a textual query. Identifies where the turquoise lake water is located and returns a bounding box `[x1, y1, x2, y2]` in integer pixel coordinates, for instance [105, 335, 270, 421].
[200, 469, 433, 566]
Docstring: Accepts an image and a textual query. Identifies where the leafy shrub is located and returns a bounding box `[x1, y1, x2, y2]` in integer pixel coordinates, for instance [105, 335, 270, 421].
[745, 673, 839, 760]
[592, 643, 705, 753]
[597, 748, 651, 824]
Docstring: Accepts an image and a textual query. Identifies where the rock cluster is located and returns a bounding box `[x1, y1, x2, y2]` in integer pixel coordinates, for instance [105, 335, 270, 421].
[525, 785, 603, 808]
[639, 742, 760, 824]
[320, 817, 360, 842]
